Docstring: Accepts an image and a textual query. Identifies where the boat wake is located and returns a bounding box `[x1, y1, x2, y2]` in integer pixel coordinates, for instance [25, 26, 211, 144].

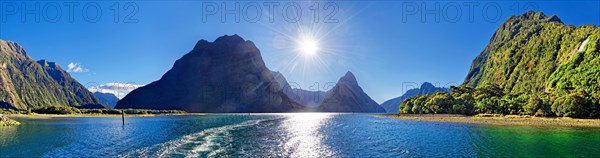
[117, 119, 268, 158]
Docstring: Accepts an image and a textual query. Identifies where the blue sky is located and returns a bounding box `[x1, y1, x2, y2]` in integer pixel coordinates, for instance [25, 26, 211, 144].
[1, 1, 599, 103]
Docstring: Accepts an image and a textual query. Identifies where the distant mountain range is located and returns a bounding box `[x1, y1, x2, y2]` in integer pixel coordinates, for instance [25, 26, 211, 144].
[115, 35, 384, 113]
[0, 40, 106, 110]
[0, 36, 384, 113]
[93, 92, 119, 108]
[273, 70, 385, 113]
[272, 71, 328, 108]
[380, 82, 448, 113]
[274, 70, 385, 113]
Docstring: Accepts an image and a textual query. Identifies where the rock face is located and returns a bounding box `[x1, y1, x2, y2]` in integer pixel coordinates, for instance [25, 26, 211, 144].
[463, 11, 599, 94]
[380, 82, 449, 113]
[94, 92, 119, 108]
[272, 71, 328, 108]
[0, 40, 105, 110]
[115, 35, 304, 112]
[318, 71, 385, 113]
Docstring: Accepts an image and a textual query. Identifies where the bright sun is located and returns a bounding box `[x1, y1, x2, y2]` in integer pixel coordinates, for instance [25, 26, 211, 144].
[297, 36, 319, 57]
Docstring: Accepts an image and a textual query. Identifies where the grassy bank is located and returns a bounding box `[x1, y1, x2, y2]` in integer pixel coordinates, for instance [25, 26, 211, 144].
[379, 114, 600, 128]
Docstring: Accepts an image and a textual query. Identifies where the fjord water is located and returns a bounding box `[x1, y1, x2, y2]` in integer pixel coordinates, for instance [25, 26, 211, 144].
[1, 114, 599, 157]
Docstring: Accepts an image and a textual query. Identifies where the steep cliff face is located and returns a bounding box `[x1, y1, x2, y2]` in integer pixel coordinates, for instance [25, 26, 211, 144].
[318, 71, 385, 113]
[115, 35, 304, 112]
[459, 11, 600, 117]
[0, 40, 105, 110]
[463, 11, 597, 94]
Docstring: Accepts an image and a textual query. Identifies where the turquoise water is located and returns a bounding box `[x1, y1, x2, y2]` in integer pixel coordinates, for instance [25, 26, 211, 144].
[1, 114, 599, 157]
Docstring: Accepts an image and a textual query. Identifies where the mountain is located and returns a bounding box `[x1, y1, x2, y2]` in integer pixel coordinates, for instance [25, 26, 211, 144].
[380, 82, 449, 113]
[464, 11, 598, 95]
[318, 71, 385, 113]
[400, 11, 599, 118]
[272, 71, 328, 108]
[94, 92, 119, 108]
[0, 40, 106, 110]
[294, 89, 328, 108]
[460, 11, 600, 117]
[115, 35, 304, 112]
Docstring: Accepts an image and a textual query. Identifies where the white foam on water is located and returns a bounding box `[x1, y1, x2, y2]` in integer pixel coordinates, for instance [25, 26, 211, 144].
[117, 119, 266, 158]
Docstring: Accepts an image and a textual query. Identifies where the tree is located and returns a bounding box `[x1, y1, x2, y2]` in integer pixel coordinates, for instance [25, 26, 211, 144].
[425, 92, 454, 114]
[399, 99, 413, 114]
[475, 96, 501, 114]
[452, 104, 466, 114]
[524, 94, 543, 115]
[500, 93, 527, 115]
[413, 96, 429, 114]
[474, 84, 504, 100]
[552, 91, 589, 117]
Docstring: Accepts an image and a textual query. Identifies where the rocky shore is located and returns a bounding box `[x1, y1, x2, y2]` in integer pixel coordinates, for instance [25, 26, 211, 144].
[380, 114, 600, 128]
[0, 114, 20, 126]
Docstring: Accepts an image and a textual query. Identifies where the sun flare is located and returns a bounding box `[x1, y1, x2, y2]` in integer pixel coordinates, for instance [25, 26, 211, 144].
[267, 24, 346, 81]
[297, 35, 320, 57]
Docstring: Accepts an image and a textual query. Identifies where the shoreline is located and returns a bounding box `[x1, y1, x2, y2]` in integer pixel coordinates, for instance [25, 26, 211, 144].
[379, 114, 600, 128]
[6, 113, 203, 119]
[0, 114, 21, 126]
[6, 113, 600, 128]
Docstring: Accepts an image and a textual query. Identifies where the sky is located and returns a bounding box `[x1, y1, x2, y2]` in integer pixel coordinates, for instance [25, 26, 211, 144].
[1, 0, 599, 103]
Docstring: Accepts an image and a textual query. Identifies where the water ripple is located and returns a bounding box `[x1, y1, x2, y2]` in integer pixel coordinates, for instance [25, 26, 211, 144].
[118, 119, 269, 158]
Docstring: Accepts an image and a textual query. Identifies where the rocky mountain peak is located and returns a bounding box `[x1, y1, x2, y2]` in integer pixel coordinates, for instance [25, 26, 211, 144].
[339, 71, 358, 86]
[1, 40, 28, 57]
[36, 60, 60, 69]
[214, 34, 245, 44]
[512, 11, 563, 24]
[318, 71, 384, 113]
[521, 10, 547, 20]
[193, 39, 210, 50]
[547, 15, 563, 23]
[420, 82, 435, 89]
[193, 34, 250, 53]
[116, 35, 303, 112]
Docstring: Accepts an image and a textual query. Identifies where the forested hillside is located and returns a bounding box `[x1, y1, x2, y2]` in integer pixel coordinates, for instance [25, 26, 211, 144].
[400, 11, 599, 118]
[0, 40, 105, 110]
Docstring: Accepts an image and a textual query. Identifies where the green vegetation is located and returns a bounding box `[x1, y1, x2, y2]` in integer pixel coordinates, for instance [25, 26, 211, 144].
[32, 106, 83, 114]
[0, 108, 26, 114]
[399, 84, 600, 118]
[432, 11, 600, 118]
[0, 107, 184, 115]
[118, 109, 185, 115]
[546, 28, 600, 117]
[0, 114, 20, 126]
[0, 41, 104, 110]
[464, 11, 597, 94]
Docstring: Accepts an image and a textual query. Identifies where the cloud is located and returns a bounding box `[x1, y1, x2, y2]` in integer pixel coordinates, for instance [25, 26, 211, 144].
[88, 82, 145, 99]
[66, 62, 89, 73]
